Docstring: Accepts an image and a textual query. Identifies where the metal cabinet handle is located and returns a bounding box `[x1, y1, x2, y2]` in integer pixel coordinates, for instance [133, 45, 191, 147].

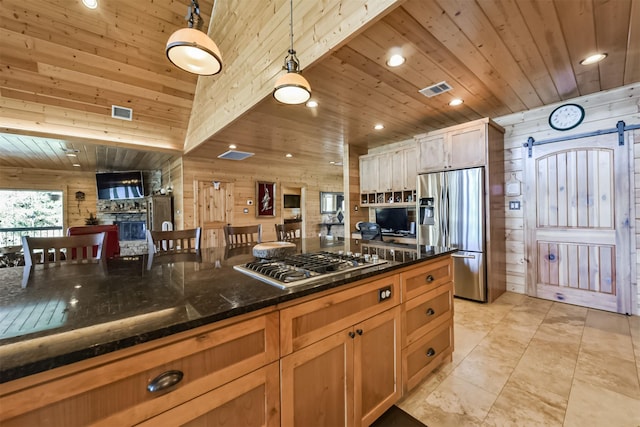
[356, 329, 363, 335]
[349, 331, 356, 339]
[452, 254, 476, 259]
[426, 308, 435, 316]
[425, 274, 434, 283]
[147, 370, 184, 393]
[426, 348, 436, 357]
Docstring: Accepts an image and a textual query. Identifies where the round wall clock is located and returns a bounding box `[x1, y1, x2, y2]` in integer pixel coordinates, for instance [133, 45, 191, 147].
[548, 103, 585, 131]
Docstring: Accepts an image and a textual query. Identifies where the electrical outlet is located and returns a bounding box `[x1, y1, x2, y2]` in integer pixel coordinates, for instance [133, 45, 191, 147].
[378, 286, 392, 302]
[509, 201, 521, 210]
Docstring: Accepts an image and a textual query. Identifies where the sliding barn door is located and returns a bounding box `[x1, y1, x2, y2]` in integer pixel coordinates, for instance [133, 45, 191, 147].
[524, 133, 632, 314]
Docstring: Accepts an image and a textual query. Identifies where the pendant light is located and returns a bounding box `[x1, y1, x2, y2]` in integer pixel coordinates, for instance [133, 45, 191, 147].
[166, 0, 222, 76]
[273, 0, 311, 104]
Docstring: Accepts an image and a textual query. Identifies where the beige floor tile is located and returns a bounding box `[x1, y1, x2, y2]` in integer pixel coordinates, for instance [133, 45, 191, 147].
[532, 322, 583, 349]
[564, 378, 640, 427]
[584, 308, 631, 335]
[402, 374, 498, 427]
[398, 362, 453, 408]
[508, 341, 578, 399]
[574, 347, 640, 399]
[580, 325, 635, 362]
[450, 345, 521, 395]
[491, 291, 527, 307]
[452, 324, 487, 365]
[482, 381, 566, 427]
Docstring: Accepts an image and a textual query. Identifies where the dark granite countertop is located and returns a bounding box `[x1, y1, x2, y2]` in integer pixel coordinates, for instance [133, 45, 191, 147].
[0, 238, 455, 383]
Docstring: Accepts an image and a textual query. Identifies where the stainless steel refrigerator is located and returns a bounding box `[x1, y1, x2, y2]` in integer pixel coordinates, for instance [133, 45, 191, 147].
[417, 167, 486, 301]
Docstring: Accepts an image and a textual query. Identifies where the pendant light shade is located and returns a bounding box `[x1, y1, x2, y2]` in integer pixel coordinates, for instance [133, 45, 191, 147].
[273, 0, 311, 104]
[166, 0, 222, 76]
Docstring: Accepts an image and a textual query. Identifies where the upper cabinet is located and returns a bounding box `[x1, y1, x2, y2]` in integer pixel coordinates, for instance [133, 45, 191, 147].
[416, 119, 492, 172]
[360, 145, 417, 207]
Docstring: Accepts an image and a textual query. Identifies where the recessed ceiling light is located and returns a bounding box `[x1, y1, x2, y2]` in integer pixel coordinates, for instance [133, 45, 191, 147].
[580, 53, 607, 65]
[387, 54, 405, 67]
[374, 124, 384, 130]
[449, 98, 464, 106]
[285, 153, 293, 158]
[72, 163, 81, 167]
[228, 144, 237, 149]
[66, 153, 78, 157]
[82, 0, 98, 9]
[306, 100, 318, 108]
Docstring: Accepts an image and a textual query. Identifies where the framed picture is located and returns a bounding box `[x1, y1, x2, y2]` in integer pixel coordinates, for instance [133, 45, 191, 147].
[256, 181, 276, 217]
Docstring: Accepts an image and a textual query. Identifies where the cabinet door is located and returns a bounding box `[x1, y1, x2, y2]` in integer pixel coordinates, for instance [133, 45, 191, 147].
[138, 362, 280, 427]
[354, 306, 401, 427]
[449, 125, 486, 169]
[402, 321, 453, 393]
[281, 330, 354, 427]
[390, 151, 404, 191]
[359, 155, 378, 193]
[402, 146, 417, 190]
[417, 134, 447, 172]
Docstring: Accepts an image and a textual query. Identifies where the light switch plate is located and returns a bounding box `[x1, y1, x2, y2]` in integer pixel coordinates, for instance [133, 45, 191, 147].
[509, 201, 521, 210]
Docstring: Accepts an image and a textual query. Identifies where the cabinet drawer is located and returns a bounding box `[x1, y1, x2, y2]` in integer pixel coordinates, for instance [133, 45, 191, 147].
[138, 362, 280, 427]
[1, 312, 279, 427]
[280, 274, 399, 355]
[402, 282, 453, 347]
[400, 256, 452, 301]
[402, 321, 453, 393]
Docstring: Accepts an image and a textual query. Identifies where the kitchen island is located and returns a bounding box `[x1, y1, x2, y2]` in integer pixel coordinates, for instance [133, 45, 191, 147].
[0, 238, 455, 426]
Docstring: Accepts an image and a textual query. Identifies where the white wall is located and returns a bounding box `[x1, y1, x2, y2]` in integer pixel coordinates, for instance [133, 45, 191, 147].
[494, 83, 640, 314]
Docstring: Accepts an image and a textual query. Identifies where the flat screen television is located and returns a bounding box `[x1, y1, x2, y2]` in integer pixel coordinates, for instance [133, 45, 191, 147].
[375, 207, 410, 233]
[96, 171, 144, 200]
[283, 194, 301, 208]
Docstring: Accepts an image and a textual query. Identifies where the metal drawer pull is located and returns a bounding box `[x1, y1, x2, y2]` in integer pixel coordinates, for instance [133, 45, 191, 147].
[425, 274, 434, 283]
[452, 254, 476, 259]
[426, 348, 436, 357]
[147, 370, 184, 393]
[426, 308, 435, 316]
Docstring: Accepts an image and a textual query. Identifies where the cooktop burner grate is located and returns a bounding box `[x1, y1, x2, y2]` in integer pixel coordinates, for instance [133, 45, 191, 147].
[234, 251, 386, 289]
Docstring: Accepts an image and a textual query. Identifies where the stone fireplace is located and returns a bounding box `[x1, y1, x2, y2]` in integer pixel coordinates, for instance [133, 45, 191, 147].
[115, 221, 146, 241]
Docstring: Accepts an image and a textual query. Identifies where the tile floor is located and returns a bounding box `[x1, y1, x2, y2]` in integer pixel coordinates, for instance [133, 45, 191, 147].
[397, 292, 640, 427]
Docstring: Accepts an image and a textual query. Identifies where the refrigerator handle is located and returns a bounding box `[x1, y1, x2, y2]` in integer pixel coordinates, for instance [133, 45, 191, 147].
[439, 184, 446, 244]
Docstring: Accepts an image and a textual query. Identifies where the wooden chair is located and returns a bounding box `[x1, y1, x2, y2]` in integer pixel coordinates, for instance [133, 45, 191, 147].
[223, 224, 262, 248]
[21, 232, 106, 288]
[275, 222, 302, 241]
[146, 228, 202, 270]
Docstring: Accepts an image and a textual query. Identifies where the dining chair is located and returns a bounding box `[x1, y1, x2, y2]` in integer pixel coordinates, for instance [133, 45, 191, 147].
[275, 222, 302, 241]
[358, 222, 383, 241]
[146, 228, 202, 270]
[223, 224, 262, 247]
[21, 232, 106, 288]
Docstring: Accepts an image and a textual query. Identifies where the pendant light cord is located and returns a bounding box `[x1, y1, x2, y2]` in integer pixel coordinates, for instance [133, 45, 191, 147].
[289, 0, 294, 54]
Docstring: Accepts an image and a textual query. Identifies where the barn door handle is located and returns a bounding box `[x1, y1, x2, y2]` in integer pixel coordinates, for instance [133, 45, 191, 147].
[147, 370, 184, 393]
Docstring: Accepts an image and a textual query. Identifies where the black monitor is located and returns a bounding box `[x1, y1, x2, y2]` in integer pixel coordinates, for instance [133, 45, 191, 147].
[375, 208, 409, 233]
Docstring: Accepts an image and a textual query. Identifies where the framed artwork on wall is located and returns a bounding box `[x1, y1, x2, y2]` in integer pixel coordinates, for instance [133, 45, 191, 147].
[256, 181, 276, 217]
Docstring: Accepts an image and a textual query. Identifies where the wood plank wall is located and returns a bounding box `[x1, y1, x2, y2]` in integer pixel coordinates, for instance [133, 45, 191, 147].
[0, 167, 98, 230]
[181, 158, 342, 242]
[494, 83, 640, 314]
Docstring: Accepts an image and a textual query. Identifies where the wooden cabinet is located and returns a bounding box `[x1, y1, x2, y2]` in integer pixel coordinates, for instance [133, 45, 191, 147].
[359, 145, 417, 207]
[417, 118, 491, 172]
[139, 362, 280, 427]
[400, 255, 454, 393]
[146, 195, 173, 231]
[0, 311, 279, 427]
[280, 275, 401, 427]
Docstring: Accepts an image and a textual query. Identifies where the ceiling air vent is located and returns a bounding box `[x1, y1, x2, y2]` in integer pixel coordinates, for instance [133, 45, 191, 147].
[217, 150, 255, 161]
[419, 81, 453, 98]
[112, 105, 133, 121]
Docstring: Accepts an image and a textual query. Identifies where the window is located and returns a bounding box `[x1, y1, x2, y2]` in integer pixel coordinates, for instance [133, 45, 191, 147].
[0, 190, 64, 247]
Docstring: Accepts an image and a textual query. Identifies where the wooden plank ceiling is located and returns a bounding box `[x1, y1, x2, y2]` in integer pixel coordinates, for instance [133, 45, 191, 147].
[0, 0, 638, 171]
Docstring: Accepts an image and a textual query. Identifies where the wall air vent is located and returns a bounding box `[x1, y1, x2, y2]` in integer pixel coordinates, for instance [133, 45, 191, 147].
[419, 81, 453, 98]
[217, 150, 255, 161]
[111, 105, 133, 121]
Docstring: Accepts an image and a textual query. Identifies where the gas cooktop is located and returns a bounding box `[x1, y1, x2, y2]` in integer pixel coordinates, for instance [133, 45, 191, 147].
[233, 251, 387, 289]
